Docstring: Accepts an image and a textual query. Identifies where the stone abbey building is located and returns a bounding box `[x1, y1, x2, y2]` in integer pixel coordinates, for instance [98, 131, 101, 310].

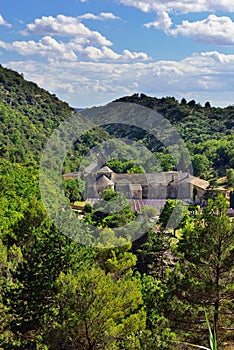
[64, 165, 209, 203]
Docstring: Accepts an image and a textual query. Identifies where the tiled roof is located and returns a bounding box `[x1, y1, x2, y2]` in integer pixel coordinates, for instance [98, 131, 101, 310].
[183, 176, 209, 190]
[63, 169, 210, 191]
[97, 166, 113, 173]
[113, 173, 148, 184]
[113, 171, 188, 185]
[96, 175, 114, 185]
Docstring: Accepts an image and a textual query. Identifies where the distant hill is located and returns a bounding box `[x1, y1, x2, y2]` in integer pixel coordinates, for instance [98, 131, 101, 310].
[114, 94, 234, 143]
[106, 94, 234, 182]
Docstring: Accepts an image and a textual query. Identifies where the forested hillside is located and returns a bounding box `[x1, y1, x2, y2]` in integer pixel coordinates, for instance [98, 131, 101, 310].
[111, 94, 234, 184]
[0, 65, 75, 163]
[0, 65, 233, 349]
[0, 65, 108, 168]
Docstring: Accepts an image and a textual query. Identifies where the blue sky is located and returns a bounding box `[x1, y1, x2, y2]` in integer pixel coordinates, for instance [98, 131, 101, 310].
[0, 0, 234, 107]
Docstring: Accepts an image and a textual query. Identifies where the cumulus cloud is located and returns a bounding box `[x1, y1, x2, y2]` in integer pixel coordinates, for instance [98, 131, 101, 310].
[119, 0, 234, 15]
[81, 46, 120, 60]
[144, 11, 172, 31]
[78, 12, 120, 21]
[6, 51, 234, 107]
[0, 36, 78, 62]
[21, 14, 112, 46]
[122, 49, 149, 61]
[169, 15, 234, 45]
[200, 51, 231, 63]
[78, 47, 149, 61]
[0, 15, 11, 27]
[125, 1, 234, 44]
[8, 13, 151, 63]
[0, 36, 150, 63]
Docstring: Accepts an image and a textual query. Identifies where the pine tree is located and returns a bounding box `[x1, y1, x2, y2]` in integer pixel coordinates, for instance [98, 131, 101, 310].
[168, 195, 234, 347]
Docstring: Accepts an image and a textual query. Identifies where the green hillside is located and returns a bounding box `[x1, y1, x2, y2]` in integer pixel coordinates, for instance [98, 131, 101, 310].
[0, 65, 72, 121]
[0, 65, 74, 164]
[0, 65, 109, 169]
[114, 94, 234, 141]
[108, 94, 234, 184]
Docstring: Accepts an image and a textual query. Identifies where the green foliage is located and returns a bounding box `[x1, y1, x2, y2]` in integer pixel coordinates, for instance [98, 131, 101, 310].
[106, 158, 145, 174]
[114, 94, 234, 179]
[226, 168, 234, 187]
[0, 65, 109, 169]
[153, 152, 176, 171]
[140, 275, 175, 349]
[135, 228, 172, 279]
[0, 65, 233, 180]
[133, 195, 233, 348]
[84, 189, 136, 228]
[0, 65, 74, 164]
[0, 238, 23, 345]
[65, 127, 110, 172]
[95, 227, 137, 279]
[63, 178, 85, 202]
[83, 202, 93, 213]
[173, 311, 217, 350]
[192, 154, 211, 177]
[159, 199, 190, 235]
[141, 205, 158, 218]
[167, 195, 234, 347]
[206, 311, 217, 350]
[43, 265, 146, 350]
[0, 160, 96, 349]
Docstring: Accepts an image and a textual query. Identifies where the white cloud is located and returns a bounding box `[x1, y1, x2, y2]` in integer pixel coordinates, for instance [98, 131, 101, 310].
[21, 15, 112, 46]
[79, 47, 150, 61]
[4, 13, 150, 63]
[122, 1, 234, 42]
[0, 36, 150, 63]
[119, 0, 234, 14]
[0, 13, 150, 63]
[144, 11, 172, 31]
[120, 1, 152, 12]
[0, 36, 78, 62]
[122, 49, 150, 61]
[170, 15, 234, 45]
[200, 51, 230, 63]
[6, 51, 234, 107]
[78, 12, 120, 21]
[0, 15, 11, 27]
[82, 46, 120, 60]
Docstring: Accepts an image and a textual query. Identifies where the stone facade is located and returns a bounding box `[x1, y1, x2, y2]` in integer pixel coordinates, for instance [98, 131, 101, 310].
[68, 166, 209, 202]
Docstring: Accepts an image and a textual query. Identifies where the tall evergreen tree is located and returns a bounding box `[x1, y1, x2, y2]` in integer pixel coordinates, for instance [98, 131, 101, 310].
[167, 195, 234, 347]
